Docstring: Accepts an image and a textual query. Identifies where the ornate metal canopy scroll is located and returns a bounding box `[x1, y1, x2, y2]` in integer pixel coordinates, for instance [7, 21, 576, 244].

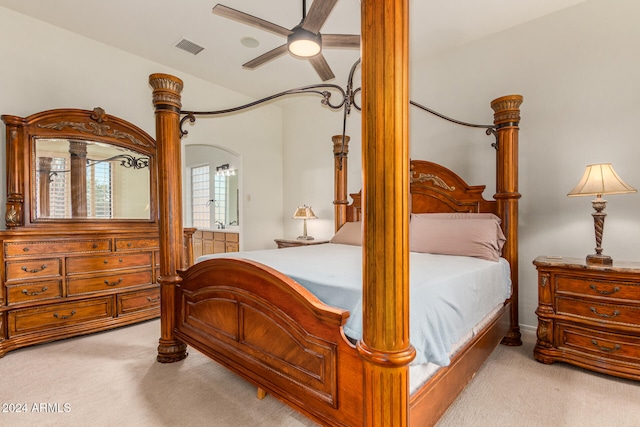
[178, 58, 497, 156]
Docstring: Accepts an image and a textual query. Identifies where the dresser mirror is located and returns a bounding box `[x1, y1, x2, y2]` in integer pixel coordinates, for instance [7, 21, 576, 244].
[34, 138, 150, 220]
[2, 107, 157, 228]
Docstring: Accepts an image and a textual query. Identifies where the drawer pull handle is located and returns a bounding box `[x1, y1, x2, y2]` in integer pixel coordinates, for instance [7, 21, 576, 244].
[589, 307, 620, 319]
[21, 264, 48, 273]
[146, 297, 160, 303]
[22, 287, 49, 296]
[589, 284, 620, 295]
[23, 247, 30, 252]
[127, 243, 132, 247]
[53, 310, 76, 320]
[104, 278, 124, 286]
[92, 243, 98, 249]
[591, 339, 621, 353]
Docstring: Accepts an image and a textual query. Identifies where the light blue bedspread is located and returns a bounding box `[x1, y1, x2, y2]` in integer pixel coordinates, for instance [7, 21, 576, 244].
[198, 243, 511, 366]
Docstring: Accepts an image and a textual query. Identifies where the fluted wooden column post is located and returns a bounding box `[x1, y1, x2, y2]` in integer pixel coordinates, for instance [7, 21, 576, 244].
[150, 73, 188, 363]
[332, 134, 350, 232]
[359, 1, 415, 426]
[492, 94, 523, 346]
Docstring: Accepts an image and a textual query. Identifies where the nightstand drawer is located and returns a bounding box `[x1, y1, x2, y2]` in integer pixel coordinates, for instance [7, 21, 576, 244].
[557, 296, 640, 327]
[5, 258, 62, 281]
[556, 275, 640, 301]
[559, 324, 640, 364]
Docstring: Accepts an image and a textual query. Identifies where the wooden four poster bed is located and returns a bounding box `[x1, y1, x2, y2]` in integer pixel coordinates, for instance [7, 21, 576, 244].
[148, 3, 522, 426]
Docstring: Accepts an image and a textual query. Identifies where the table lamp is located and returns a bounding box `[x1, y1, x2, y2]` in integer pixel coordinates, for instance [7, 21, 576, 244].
[567, 163, 636, 265]
[293, 205, 317, 240]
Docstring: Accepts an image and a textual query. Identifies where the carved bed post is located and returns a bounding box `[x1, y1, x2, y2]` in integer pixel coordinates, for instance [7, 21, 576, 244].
[149, 73, 188, 363]
[332, 134, 350, 232]
[360, 0, 414, 426]
[491, 94, 523, 346]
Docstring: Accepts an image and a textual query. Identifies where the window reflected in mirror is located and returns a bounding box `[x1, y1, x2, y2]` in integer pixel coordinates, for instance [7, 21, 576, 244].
[34, 138, 151, 220]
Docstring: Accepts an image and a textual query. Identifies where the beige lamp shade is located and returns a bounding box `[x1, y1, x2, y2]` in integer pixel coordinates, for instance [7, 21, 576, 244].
[292, 206, 318, 220]
[567, 163, 637, 197]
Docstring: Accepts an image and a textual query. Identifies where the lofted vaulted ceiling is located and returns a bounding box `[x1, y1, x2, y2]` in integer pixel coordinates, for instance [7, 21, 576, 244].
[0, 0, 586, 99]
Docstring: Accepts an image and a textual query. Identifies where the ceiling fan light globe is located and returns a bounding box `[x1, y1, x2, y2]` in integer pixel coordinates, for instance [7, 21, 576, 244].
[288, 28, 322, 58]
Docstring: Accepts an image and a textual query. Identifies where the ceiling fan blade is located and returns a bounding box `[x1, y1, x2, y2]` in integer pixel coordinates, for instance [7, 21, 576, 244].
[302, 0, 338, 34]
[212, 4, 292, 37]
[309, 54, 335, 81]
[322, 34, 360, 49]
[242, 44, 289, 69]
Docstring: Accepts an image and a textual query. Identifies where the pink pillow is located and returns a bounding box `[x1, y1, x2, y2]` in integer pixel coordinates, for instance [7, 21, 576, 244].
[330, 222, 362, 246]
[409, 214, 506, 262]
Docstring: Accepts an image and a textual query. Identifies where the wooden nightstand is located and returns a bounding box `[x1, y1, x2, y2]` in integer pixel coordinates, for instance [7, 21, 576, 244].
[533, 255, 640, 380]
[274, 239, 329, 249]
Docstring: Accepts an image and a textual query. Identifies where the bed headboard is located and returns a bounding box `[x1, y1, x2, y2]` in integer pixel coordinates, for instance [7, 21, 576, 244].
[342, 160, 497, 221]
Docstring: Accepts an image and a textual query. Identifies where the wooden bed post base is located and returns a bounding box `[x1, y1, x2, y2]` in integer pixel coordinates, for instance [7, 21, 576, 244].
[150, 73, 188, 363]
[491, 94, 523, 347]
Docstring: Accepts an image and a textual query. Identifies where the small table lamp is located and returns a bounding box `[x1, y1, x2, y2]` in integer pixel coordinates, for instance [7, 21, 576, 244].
[567, 163, 637, 265]
[293, 205, 317, 240]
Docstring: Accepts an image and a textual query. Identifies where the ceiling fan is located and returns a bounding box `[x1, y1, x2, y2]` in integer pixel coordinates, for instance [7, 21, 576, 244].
[212, 0, 360, 81]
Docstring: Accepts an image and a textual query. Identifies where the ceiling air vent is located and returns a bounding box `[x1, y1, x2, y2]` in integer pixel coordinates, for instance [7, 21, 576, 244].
[175, 38, 205, 55]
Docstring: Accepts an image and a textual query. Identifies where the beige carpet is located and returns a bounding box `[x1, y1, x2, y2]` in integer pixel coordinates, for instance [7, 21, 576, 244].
[1, 320, 638, 426]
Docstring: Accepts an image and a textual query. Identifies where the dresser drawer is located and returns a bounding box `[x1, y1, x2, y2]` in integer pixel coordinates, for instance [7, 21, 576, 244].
[4, 239, 111, 258]
[66, 252, 152, 274]
[6, 280, 63, 305]
[7, 298, 113, 337]
[117, 288, 160, 316]
[5, 258, 62, 281]
[115, 238, 159, 251]
[557, 296, 640, 327]
[558, 323, 640, 364]
[67, 270, 153, 295]
[556, 275, 640, 302]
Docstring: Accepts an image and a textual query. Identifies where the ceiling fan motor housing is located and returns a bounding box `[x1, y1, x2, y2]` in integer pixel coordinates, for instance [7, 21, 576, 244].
[288, 26, 322, 58]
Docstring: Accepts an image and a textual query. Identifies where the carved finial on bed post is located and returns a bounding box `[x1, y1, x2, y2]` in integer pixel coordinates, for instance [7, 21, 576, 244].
[150, 73, 189, 363]
[491, 94, 523, 347]
[332, 134, 350, 232]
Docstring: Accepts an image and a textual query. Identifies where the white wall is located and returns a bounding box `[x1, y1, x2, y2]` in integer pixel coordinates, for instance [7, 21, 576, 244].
[282, 0, 640, 331]
[0, 7, 284, 250]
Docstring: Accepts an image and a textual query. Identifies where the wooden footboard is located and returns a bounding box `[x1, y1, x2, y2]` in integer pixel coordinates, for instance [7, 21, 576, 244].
[174, 258, 365, 426]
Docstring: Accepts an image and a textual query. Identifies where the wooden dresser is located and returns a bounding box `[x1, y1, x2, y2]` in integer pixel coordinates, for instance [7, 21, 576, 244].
[533, 256, 640, 380]
[0, 229, 160, 357]
[0, 107, 173, 357]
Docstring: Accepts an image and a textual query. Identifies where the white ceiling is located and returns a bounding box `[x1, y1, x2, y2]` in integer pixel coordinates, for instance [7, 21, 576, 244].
[0, 0, 587, 99]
